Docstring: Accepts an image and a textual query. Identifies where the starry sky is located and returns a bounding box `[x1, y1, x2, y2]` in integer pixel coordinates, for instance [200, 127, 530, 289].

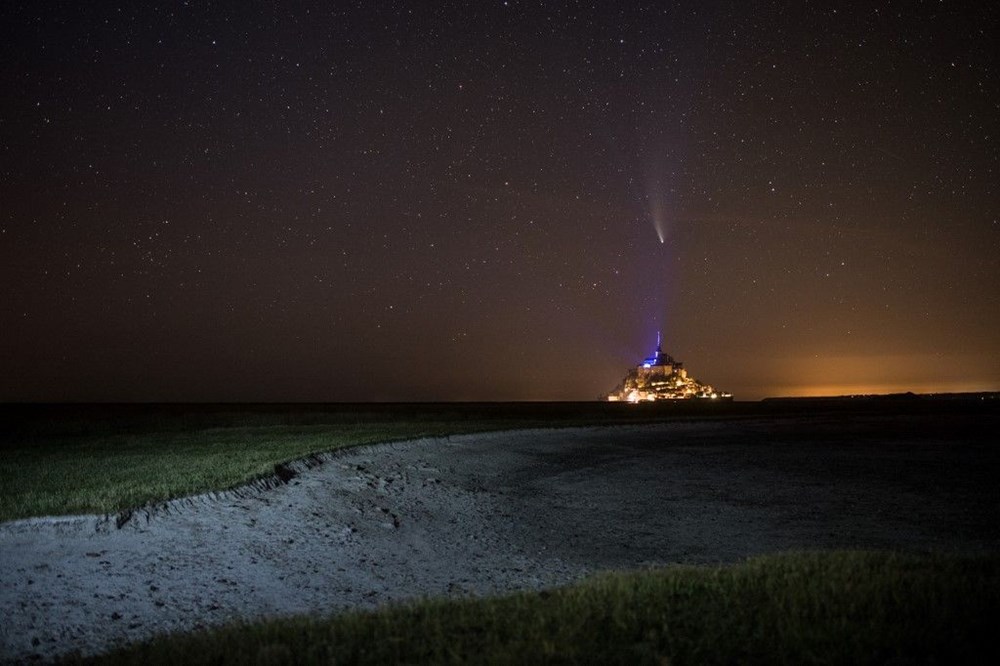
[2, 1, 998, 402]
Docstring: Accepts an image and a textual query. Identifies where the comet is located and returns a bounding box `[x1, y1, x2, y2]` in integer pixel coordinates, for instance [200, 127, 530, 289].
[650, 195, 666, 244]
[645, 167, 669, 245]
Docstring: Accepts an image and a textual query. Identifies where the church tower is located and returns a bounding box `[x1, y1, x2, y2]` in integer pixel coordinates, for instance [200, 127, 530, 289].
[607, 332, 730, 401]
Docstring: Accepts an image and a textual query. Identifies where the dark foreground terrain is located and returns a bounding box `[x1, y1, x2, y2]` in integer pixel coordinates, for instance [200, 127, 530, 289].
[3, 393, 997, 439]
[1, 400, 998, 661]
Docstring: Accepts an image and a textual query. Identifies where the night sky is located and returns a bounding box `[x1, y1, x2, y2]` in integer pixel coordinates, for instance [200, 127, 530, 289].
[2, 2, 998, 402]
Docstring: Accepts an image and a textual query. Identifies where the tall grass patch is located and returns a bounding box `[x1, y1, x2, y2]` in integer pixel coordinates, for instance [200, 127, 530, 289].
[80, 551, 1000, 664]
[0, 420, 534, 521]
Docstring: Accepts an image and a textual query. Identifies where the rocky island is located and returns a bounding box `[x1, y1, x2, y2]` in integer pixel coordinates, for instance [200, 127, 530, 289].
[607, 334, 732, 402]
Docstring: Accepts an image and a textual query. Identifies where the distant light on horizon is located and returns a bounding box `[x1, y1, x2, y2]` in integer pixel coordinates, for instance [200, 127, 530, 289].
[686, 351, 1000, 402]
[768, 382, 999, 399]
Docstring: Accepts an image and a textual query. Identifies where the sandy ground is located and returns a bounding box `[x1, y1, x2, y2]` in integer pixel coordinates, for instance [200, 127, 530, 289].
[2, 417, 998, 662]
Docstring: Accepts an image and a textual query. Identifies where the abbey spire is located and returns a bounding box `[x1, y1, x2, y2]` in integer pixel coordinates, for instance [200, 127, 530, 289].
[608, 334, 730, 402]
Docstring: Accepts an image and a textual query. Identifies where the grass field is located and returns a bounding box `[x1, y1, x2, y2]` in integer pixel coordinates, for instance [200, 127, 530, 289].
[0, 402, 635, 521]
[0, 419, 545, 522]
[0, 401, 767, 522]
[3, 398, 994, 523]
[5, 400, 998, 663]
[73, 550, 1000, 665]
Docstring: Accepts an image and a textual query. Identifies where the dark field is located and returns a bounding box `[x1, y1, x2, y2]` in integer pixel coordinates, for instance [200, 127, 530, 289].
[4, 394, 997, 438]
[83, 552, 1000, 666]
[2, 396, 998, 662]
[1, 395, 996, 523]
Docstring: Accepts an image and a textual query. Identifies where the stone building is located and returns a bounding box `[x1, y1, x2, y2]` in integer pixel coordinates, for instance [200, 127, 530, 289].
[607, 333, 731, 402]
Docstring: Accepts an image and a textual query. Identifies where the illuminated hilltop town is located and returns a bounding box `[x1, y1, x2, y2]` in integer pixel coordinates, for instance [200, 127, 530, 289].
[607, 333, 732, 402]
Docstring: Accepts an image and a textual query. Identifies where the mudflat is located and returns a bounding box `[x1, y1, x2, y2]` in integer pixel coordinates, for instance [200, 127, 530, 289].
[2, 414, 998, 662]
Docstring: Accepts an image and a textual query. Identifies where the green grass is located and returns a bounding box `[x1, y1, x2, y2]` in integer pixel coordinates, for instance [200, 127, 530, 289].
[0, 419, 549, 522]
[6, 399, 995, 523]
[2, 401, 754, 522]
[76, 551, 1000, 665]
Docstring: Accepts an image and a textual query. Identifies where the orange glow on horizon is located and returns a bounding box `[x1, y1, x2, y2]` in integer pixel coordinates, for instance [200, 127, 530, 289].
[715, 352, 1000, 400]
[764, 381, 998, 399]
